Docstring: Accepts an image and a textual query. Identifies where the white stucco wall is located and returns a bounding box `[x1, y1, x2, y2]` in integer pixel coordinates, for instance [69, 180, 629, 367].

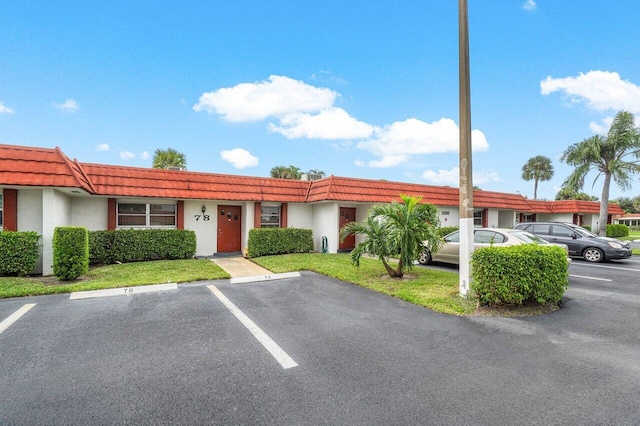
[537, 213, 573, 223]
[40, 189, 72, 275]
[17, 189, 44, 274]
[312, 202, 339, 252]
[498, 210, 516, 228]
[438, 206, 459, 227]
[287, 203, 313, 229]
[184, 200, 217, 257]
[71, 197, 108, 230]
[486, 209, 499, 228]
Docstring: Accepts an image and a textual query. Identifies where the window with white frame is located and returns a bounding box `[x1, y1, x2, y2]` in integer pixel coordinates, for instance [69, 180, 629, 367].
[260, 206, 280, 228]
[117, 203, 176, 228]
[473, 210, 483, 227]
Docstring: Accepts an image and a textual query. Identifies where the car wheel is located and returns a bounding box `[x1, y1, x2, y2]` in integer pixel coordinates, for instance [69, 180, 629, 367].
[418, 250, 432, 265]
[583, 247, 604, 263]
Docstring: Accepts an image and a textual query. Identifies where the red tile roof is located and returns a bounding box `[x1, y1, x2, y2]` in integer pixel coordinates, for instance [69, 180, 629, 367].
[80, 163, 311, 202]
[0, 144, 94, 193]
[0, 143, 626, 215]
[549, 200, 624, 215]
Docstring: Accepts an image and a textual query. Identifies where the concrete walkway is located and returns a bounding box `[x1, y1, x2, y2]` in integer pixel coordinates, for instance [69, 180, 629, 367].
[210, 256, 273, 278]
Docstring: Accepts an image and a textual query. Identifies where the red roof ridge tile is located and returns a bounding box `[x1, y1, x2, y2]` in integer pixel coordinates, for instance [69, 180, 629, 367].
[55, 147, 96, 194]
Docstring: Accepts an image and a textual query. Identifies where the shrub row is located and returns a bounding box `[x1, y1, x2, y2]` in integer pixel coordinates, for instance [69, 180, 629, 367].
[89, 229, 196, 264]
[606, 224, 629, 238]
[248, 228, 314, 257]
[472, 244, 569, 306]
[580, 224, 628, 238]
[53, 227, 89, 280]
[436, 226, 459, 237]
[0, 231, 41, 276]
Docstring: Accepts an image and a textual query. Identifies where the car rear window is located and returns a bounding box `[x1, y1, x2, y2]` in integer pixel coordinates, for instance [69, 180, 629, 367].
[474, 230, 505, 244]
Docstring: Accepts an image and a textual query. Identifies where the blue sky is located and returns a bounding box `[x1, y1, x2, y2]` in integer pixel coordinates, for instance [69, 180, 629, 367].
[1, 1, 639, 200]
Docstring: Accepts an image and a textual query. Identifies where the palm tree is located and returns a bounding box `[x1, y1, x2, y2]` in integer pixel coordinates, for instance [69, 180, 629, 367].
[270, 165, 302, 179]
[521, 155, 554, 199]
[340, 194, 442, 278]
[152, 148, 187, 170]
[561, 110, 640, 236]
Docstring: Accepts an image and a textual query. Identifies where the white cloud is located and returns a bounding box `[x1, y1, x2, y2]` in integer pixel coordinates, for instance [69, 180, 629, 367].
[95, 144, 110, 152]
[589, 116, 614, 134]
[357, 118, 489, 168]
[422, 167, 502, 186]
[120, 150, 135, 160]
[194, 75, 336, 122]
[220, 148, 259, 169]
[0, 102, 14, 114]
[522, 0, 537, 11]
[541, 71, 640, 114]
[268, 107, 373, 140]
[140, 151, 150, 160]
[53, 99, 80, 112]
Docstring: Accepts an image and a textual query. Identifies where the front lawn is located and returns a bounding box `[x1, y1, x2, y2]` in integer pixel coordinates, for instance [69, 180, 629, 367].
[0, 259, 229, 299]
[252, 253, 475, 315]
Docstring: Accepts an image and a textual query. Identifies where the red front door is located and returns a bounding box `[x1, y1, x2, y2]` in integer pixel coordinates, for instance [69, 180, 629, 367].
[217, 206, 242, 253]
[339, 207, 356, 250]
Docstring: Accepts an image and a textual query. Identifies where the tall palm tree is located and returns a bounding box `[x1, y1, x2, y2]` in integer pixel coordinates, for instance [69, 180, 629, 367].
[521, 155, 554, 199]
[152, 148, 187, 170]
[340, 194, 441, 278]
[561, 110, 640, 236]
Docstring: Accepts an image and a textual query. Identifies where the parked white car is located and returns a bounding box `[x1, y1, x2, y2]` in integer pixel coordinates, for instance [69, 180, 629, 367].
[418, 228, 566, 265]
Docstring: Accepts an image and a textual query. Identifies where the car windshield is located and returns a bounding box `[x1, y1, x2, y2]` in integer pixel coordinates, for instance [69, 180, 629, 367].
[573, 227, 597, 238]
[509, 231, 549, 244]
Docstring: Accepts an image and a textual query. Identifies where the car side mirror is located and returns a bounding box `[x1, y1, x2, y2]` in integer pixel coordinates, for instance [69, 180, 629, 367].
[572, 233, 578, 239]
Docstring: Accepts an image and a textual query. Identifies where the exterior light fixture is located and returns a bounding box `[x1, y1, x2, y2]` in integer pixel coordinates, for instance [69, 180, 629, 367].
[201, 205, 206, 214]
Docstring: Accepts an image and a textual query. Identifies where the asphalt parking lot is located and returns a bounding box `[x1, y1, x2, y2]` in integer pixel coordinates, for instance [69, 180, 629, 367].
[1, 259, 639, 425]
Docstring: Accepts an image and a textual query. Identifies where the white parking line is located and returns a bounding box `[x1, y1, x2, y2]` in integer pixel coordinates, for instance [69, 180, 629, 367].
[70, 283, 178, 300]
[569, 274, 611, 282]
[231, 272, 301, 285]
[207, 284, 298, 370]
[575, 263, 640, 272]
[0, 304, 36, 335]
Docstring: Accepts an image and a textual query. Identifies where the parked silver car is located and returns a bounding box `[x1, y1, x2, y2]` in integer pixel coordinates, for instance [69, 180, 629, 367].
[418, 228, 558, 265]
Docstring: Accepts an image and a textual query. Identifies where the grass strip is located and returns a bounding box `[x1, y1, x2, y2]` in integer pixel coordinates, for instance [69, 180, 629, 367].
[0, 259, 229, 299]
[252, 253, 474, 315]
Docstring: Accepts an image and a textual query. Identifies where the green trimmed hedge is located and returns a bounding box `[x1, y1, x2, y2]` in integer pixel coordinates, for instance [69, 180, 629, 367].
[248, 228, 314, 257]
[53, 227, 89, 280]
[89, 229, 196, 264]
[471, 244, 569, 306]
[607, 224, 629, 238]
[0, 231, 41, 276]
[436, 226, 459, 237]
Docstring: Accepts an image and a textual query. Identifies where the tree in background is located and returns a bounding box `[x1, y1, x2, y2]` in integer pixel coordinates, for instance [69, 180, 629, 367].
[270, 165, 302, 179]
[521, 155, 554, 200]
[562, 110, 640, 236]
[340, 194, 441, 278]
[612, 196, 640, 213]
[555, 187, 599, 201]
[152, 148, 187, 170]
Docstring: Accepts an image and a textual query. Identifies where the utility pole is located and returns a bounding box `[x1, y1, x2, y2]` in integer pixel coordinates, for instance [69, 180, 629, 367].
[458, 0, 474, 297]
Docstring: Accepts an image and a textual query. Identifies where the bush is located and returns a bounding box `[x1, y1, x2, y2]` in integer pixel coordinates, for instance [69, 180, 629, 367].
[0, 231, 41, 276]
[248, 228, 314, 257]
[606, 224, 629, 238]
[89, 229, 197, 264]
[436, 226, 459, 237]
[471, 244, 568, 306]
[582, 225, 591, 232]
[53, 227, 89, 280]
